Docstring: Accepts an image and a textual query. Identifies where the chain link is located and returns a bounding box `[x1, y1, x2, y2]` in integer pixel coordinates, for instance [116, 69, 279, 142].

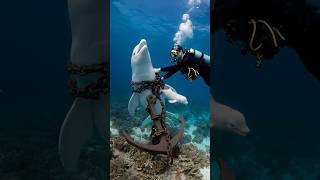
[67, 62, 109, 99]
[67, 62, 107, 76]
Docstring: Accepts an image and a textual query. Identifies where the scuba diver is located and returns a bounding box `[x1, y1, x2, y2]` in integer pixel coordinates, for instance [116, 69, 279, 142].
[212, 0, 320, 80]
[155, 44, 210, 86]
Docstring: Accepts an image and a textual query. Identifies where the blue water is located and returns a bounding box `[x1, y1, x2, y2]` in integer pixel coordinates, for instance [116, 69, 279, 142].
[110, 0, 211, 177]
[214, 29, 320, 179]
[110, 0, 210, 102]
[0, 0, 318, 179]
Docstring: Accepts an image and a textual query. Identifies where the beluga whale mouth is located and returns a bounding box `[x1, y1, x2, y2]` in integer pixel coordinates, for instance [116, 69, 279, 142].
[134, 39, 147, 56]
[132, 39, 149, 66]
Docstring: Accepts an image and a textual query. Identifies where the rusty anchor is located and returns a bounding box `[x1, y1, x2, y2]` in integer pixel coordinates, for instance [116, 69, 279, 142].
[123, 94, 185, 157]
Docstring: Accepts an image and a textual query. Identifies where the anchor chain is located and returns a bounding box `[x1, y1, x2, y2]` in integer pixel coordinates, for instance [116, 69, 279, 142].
[131, 74, 175, 164]
[131, 74, 164, 94]
[67, 61, 109, 99]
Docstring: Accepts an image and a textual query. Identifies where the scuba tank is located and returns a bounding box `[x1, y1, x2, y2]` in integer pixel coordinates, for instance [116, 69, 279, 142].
[188, 48, 210, 64]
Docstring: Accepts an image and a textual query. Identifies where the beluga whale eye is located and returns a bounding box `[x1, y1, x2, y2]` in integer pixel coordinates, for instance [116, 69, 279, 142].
[228, 123, 236, 128]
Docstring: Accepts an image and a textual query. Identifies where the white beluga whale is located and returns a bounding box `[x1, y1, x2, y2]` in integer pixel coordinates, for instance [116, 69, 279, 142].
[58, 0, 107, 173]
[161, 84, 188, 105]
[211, 96, 250, 136]
[128, 39, 188, 117]
[125, 39, 186, 154]
[128, 39, 161, 116]
[131, 39, 155, 82]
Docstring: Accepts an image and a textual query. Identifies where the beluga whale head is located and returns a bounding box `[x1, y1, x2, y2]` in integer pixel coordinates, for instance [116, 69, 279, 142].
[211, 97, 250, 136]
[131, 39, 155, 82]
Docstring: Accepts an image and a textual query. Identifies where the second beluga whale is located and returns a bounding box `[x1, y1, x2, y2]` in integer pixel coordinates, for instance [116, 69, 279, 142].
[128, 39, 188, 117]
[211, 96, 250, 136]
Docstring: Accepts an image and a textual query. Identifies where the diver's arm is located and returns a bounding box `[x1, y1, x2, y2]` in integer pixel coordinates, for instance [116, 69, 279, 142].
[160, 65, 181, 79]
[161, 64, 181, 72]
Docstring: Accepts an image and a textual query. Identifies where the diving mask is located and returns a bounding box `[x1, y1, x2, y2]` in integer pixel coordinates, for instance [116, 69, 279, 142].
[170, 49, 179, 62]
[170, 43, 184, 63]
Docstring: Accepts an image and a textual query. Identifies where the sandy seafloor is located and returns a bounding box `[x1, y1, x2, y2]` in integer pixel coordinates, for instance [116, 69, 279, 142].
[110, 96, 210, 180]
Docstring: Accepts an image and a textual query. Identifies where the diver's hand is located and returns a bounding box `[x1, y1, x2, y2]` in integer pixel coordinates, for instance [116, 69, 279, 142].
[154, 68, 161, 73]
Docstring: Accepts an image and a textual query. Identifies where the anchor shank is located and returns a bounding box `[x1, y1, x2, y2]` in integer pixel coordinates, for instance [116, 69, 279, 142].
[146, 95, 165, 133]
[146, 94, 161, 120]
[153, 118, 165, 132]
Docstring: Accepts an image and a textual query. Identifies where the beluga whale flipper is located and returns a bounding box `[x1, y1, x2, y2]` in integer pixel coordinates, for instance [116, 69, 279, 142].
[161, 84, 188, 105]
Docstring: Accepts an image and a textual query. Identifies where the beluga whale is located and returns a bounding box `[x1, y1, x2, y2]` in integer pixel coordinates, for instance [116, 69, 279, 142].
[128, 39, 188, 117]
[124, 39, 186, 155]
[211, 96, 250, 136]
[128, 39, 162, 116]
[58, 0, 107, 173]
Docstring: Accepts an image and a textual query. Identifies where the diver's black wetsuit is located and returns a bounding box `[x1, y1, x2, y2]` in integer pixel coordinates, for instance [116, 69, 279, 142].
[212, 0, 320, 80]
[161, 50, 210, 86]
